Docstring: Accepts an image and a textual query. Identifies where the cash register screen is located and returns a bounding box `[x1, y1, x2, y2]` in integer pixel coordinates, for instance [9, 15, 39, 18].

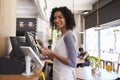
[20, 46, 44, 68]
[24, 32, 45, 68]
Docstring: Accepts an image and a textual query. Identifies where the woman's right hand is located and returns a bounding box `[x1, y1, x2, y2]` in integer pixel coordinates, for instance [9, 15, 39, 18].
[37, 39, 44, 48]
[41, 48, 54, 58]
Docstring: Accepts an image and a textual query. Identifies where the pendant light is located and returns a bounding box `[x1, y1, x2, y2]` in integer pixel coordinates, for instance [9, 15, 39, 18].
[73, 0, 74, 14]
[94, 0, 101, 30]
[79, 15, 85, 33]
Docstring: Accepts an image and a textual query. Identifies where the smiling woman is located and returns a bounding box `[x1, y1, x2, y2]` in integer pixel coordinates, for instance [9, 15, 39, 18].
[37, 6, 77, 80]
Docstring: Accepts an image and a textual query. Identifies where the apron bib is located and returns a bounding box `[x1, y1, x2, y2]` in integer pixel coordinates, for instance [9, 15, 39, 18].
[53, 36, 75, 80]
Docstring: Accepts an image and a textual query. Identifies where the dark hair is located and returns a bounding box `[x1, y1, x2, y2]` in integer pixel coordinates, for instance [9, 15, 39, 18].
[48, 45, 51, 49]
[79, 47, 83, 52]
[50, 6, 76, 30]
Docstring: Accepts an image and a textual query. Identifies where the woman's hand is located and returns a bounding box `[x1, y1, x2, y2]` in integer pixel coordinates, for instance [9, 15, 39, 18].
[41, 48, 54, 58]
[37, 39, 44, 48]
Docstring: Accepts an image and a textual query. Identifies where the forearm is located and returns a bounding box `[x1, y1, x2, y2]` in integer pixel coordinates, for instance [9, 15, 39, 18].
[52, 52, 69, 66]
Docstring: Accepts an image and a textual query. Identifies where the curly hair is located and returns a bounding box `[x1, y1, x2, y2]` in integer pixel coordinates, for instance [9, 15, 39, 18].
[50, 6, 76, 30]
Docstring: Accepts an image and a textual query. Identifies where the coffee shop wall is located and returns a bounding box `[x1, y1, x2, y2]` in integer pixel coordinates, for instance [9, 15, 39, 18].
[16, 18, 37, 36]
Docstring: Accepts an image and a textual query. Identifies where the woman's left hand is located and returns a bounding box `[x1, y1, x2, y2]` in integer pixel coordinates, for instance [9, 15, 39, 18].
[37, 39, 44, 48]
[41, 48, 54, 57]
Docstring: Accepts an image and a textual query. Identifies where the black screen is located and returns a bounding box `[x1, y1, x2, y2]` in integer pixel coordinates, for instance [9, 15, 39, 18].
[10, 36, 27, 59]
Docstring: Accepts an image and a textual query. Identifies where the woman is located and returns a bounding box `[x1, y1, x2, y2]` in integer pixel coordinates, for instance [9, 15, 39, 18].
[38, 7, 77, 80]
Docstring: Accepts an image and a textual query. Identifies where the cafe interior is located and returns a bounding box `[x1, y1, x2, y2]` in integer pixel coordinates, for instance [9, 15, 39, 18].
[0, 0, 120, 80]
